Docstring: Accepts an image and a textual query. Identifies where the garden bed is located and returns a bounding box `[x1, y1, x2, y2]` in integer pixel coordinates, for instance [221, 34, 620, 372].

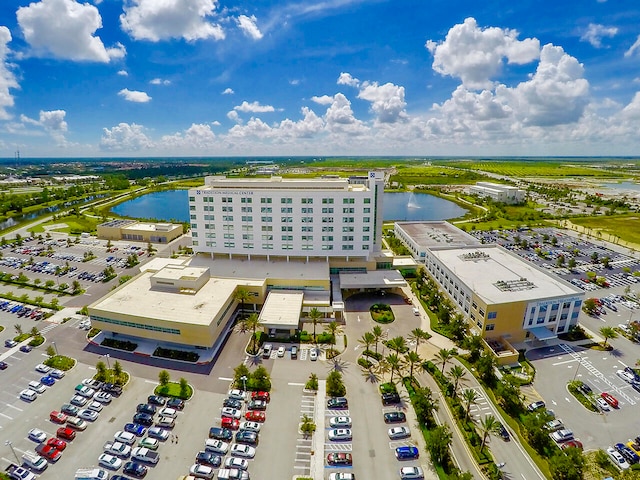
[153, 346, 199, 362]
[101, 337, 138, 352]
[370, 303, 395, 324]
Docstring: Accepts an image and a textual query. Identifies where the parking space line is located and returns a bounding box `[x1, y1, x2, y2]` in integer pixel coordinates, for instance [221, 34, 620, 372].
[6, 404, 23, 411]
[0, 413, 13, 420]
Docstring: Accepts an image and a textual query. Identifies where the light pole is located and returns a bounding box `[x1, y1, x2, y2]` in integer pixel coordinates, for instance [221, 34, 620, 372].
[240, 375, 247, 393]
[52, 341, 58, 356]
[573, 358, 582, 381]
[5, 440, 20, 465]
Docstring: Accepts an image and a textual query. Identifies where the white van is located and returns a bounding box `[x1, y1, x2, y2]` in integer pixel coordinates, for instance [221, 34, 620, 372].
[28, 381, 46, 394]
[74, 468, 109, 480]
[412, 307, 420, 316]
[20, 389, 37, 402]
[22, 451, 48, 472]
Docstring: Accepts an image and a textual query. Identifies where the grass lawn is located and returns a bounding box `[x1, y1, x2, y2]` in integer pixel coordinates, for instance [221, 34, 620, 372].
[31, 214, 101, 235]
[569, 214, 640, 246]
[155, 382, 193, 400]
[442, 160, 623, 178]
[44, 355, 76, 371]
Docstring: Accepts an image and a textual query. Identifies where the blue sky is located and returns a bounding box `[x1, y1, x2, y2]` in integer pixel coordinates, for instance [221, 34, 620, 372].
[0, 0, 639, 157]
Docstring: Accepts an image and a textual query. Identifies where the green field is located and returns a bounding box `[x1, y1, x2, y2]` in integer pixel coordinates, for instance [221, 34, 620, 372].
[30, 214, 101, 235]
[569, 215, 640, 246]
[392, 165, 485, 185]
[437, 160, 630, 178]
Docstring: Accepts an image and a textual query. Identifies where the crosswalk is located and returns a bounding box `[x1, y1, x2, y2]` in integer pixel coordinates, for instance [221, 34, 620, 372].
[293, 390, 317, 475]
[38, 322, 58, 335]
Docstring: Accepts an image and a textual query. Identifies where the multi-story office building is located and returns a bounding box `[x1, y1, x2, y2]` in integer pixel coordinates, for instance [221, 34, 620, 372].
[188, 172, 385, 261]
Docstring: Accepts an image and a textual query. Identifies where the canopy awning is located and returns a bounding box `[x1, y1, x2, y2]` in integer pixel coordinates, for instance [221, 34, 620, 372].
[526, 326, 557, 341]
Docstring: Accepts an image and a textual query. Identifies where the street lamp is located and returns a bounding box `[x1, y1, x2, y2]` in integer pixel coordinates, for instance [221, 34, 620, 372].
[5, 440, 20, 465]
[240, 375, 247, 393]
[52, 341, 58, 356]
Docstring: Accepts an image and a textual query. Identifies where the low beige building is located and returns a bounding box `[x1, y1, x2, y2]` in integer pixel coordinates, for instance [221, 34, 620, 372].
[97, 219, 182, 244]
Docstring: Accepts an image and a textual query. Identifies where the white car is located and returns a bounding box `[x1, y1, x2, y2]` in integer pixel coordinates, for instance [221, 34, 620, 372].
[70, 395, 88, 407]
[230, 444, 256, 458]
[204, 439, 229, 454]
[87, 401, 104, 412]
[224, 456, 249, 470]
[228, 389, 246, 401]
[20, 389, 37, 402]
[28, 428, 47, 443]
[49, 369, 65, 379]
[114, 431, 136, 445]
[616, 370, 635, 384]
[104, 441, 132, 458]
[221, 407, 241, 419]
[596, 398, 611, 411]
[328, 428, 352, 441]
[75, 385, 95, 398]
[78, 408, 99, 421]
[388, 426, 411, 439]
[277, 346, 286, 357]
[35, 364, 51, 374]
[98, 453, 123, 470]
[148, 426, 170, 441]
[189, 463, 214, 479]
[607, 447, 630, 470]
[329, 416, 352, 428]
[156, 416, 175, 428]
[329, 474, 356, 480]
[94, 392, 112, 404]
[158, 407, 177, 418]
[400, 466, 425, 479]
[239, 421, 261, 433]
[28, 381, 46, 394]
[309, 349, 318, 361]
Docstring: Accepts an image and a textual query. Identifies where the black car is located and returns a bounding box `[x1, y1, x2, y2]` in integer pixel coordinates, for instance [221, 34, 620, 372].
[147, 395, 166, 406]
[167, 398, 185, 410]
[209, 427, 233, 441]
[136, 404, 157, 415]
[19, 345, 32, 353]
[577, 382, 592, 395]
[246, 399, 267, 411]
[133, 413, 154, 426]
[499, 423, 510, 441]
[381, 392, 401, 405]
[327, 397, 348, 409]
[196, 451, 222, 467]
[235, 430, 259, 446]
[0, 361, 7, 370]
[383, 411, 406, 424]
[123, 461, 148, 478]
[223, 398, 243, 409]
[103, 383, 123, 396]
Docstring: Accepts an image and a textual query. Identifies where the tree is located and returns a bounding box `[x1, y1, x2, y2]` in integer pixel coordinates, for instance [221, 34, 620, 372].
[461, 388, 479, 420]
[550, 448, 585, 480]
[46, 345, 56, 357]
[233, 363, 250, 387]
[478, 414, 501, 451]
[425, 425, 452, 465]
[300, 414, 316, 438]
[464, 335, 484, 363]
[14, 324, 22, 335]
[408, 327, 430, 354]
[384, 353, 404, 384]
[95, 361, 107, 382]
[404, 351, 422, 378]
[240, 313, 261, 353]
[496, 376, 524, 415]
[599, 326, 617, 348]
[358, 332, 375, 353]
[371, 325, 387, 356]
[113, 361, 123, 381]
[582, 298, 599, 315]
[251, 365, 271, 391]
[72, 280, 82, 294]
[326, 370, 346, 397]
[158, 370, 170, 386]
[434, 348, 456, 374]
[308, 307, 322, 344]
[179, 377, 189, 397]
[477, 352, 497, 386]
[386, 336, 407, 355]
[30, 326, 39, 337]
[305, 373, 318, 391]
[45, 280, 55, 289]
[324, 321, 343, 348]
[447, 365, 467, 395]
[413, 386, 438, 427]
[234, 288, 250, 317]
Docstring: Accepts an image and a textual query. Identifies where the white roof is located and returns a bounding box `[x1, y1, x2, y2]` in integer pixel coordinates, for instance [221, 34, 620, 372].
[259, 291, 304, 327]
[339, 270, 407, 289]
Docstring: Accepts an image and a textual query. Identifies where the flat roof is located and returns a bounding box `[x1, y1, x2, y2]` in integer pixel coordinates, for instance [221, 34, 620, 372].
[260, 291, 304, 327]
[90, 270, 261, 327]
[188, 255, 329, 281]
[152, 265, 208, 282]
[396, 221, 480, 249]
[201, 175, 368, 192]
[430, 245, 582, 304]
[122, 222, 179, 232]
[339, 270, 407, 289]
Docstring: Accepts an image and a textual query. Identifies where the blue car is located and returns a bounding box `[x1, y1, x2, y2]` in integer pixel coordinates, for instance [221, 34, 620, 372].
[395, 446, 419, 460]
[41, 375, 56, 386]
[124, 423, 147, 437]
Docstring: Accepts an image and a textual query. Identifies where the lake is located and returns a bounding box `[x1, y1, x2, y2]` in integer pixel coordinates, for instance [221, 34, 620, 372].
[111, 190, 468, 222]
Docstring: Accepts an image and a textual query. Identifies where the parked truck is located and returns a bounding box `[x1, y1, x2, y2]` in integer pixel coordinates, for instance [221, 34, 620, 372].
[131, 447, 159, 464]
[217, 468, 250, 480]
[5, 464, 36, 480]
[21, 451, 48, 472]
[74, 467, 110, 480]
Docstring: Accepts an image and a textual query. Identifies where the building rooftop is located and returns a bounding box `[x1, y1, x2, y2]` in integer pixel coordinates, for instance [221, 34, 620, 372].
[397, 221, 480, 249]
[122, 222, 180, 232]
[152, 265, 208, 282]
[339, 270, 407, 289]
[188, 255, 329, 281]
[430, 245, 582, 304]
[200, 175, 368, 191]
[259, 291, 304, 327]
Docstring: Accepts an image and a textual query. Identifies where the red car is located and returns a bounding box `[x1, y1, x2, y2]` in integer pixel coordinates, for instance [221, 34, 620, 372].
[46, 437, 67, 451]
[601, 392, 619, 408]
[327, 452, 352, 466]
[251, 391, 270, 402]
[56, 427, 76, 441]
[50, 411, 68, 424]
[244, 410, 266, 423]
[561, 440, 584, 451]
[221, 417, 240, 430]
[35, 443, 62, 462]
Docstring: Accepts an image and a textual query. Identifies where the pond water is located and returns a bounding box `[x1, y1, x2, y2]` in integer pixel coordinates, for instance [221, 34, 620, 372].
[111, 190, 468, 222]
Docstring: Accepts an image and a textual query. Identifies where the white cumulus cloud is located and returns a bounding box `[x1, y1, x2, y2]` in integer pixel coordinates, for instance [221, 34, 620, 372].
[118, 88, 152, 103]
[234, 101, 275, 113]
[311, 95, 334, 105]
[100, 122, 153, 151]
[357, 82, 407, 124]
[0, 27, 18, 120]
[580, 23, 618, 48]
[625, 35, 640, 58]
[121, 0, 224, 42]
[17, 0, 126, 62]
[236, 15, 263, 40]
[222, 88, 234, 95]
[324, 93, 368, 135]
[117, 70, 128, 76]
[426, 17, 540, 89]
[149, 78, 171, 85]
[161, 123, 216, 148]
[337, 72, 360, 87]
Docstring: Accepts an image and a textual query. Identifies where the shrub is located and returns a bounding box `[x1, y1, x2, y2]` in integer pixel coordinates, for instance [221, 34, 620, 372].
[305, 373, 318, 391]
[153, 347, 199, 362]
[28, 335, 44, 347]
[101, 338, 137, 352]
[380, 382, 397, 394]
[357, 357, 373, 369]
[362, 349, 383, 361]
[43, 355, 75, 371]
[326, 371, 346, 397]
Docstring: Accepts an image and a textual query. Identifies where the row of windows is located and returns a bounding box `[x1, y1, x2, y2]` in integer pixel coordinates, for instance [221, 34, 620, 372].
[193, 241, 368, 251]
[193, 218, 372, 228]
[190, 196, 372, 205]
[91, 316, 180, 335]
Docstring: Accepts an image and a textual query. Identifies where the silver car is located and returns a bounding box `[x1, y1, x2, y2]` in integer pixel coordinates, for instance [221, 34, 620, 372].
[78, 408, 99, 422]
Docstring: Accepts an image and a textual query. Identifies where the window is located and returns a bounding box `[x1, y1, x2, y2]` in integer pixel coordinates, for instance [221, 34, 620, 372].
[322, 245, 333, 250]
[363, 245, 369, 250]
[485, 324, 495, 331]
[343, 198, 355, 204]
[222, 206, 233, 212]
[261, 207, 272, 213]
[241, 207, 252, 213]
[342, 245, 354, 250]
[343, 207, 354, 214]
[222, 197, 232, 203]
[241, 216, 253, 222]
[362, 235, 369, 241]
[281, 207, 293, 213]
[362, 226, 370, 232]
[223, 215, 233, 222]
[191, 232, 198, 237]
[261, 216, 272, 222]
[301, 208, 313, 214]
[190, 214, 196, 220]
[281, 216, 293, 223]
[479, 309, 485, 317]
[363, 217, 370, 223]
[261, 226, 272, 231]
[224, 242, 235, 247]
[342, 236, 354, 241]
[301, 235, 313, 241]
[241, 197, 252, 204]
[322, 236, 334, 241]
[363, 207, 370, 213]
[281, 197, 292, 204]
[191, 223, 197, 229]
[262, 244, 273, 250]
[260, 197, 272, 204]
[242, 225, 253, 231]
[242, 243, 254, 249]
[189, 196, 195, 202]
[189, 205, 196, 211]
[322, 226, 334, 232]
[242, 234, 254, 240]
[487, 311, 497, 319]
[322, 207, 334, 213]
[322, 198, 334, 204]
[301, 217, 313, 223]
[204, 205, 213, 211]
[301, 226, 313, 232]
[322, 217, 334, 223]
[343, 217, 354, 223]
[342, 226, 354, 232]
[281, 235, 293, 241]
[364, 198, 371, 204]
[261, 235, 273, 240]
[301, 198, 313, 204]
[281, 226, 292, 232]
[282, 244, 293, 250]
[223, 233, 234, 239]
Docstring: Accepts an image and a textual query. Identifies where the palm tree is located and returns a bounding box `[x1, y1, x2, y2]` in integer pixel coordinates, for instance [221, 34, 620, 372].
[308, 308, 322, 344]
[234, 288, 250, 317]
[447, 365, 467, 395]
[387, 336, 407, 355]
[434, 348, 456, 374]
[371, 325, 387, 356]
[324, 321, 344, 349]
[358, 331, 375, 352]
[404, 351, 422, 378]
[408, 328, 430, 354]
[384, 353, 404, 384]
[461, 388, 479, 420]
[478, 414, 501, 451]
[599, 326, 617, 348]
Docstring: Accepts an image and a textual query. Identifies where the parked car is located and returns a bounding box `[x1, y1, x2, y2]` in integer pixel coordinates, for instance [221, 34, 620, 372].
[20, 389, 37, 402]
[246, 399, 267, 411]
[136, 404, 156, 415]
[56, 427, 76, 441]
[156, 416, 175, 429]
[329, 416, 352, 428]
[98, 453, 123, 470]
[544, 419, 564, 432]
[328, 428, 352, 441]
[35, 443, 62, 462]
[209, 427, 233, 441]
[277, 346, 286, 357]
[74, 384, 95, 398]
[66, 416, 88, 431]
[561, 440, 584, 451]
[78, 409, 99, 422]
[223, 398, 243, 409]
[239, 421, 261, 433]
[235, 430, 259, 446]
[94, 392, 113, 404]
[222, 417, 240, 430]
[49, 369, 65, 379]
[133, 413, 154, 426]
[607, 446, 631, 470]
[227, 389, 246, 401]
[46, 437, 67, 451]
[19, 345, 32, 353]
[244, 411, 265, 422]
[327, 397, 348, 409]
[388, 426, 411, 439]
[189, 464, 214, 479]
[103, 441, 132, 458]
[230, 444, 256, 458]
[28, 428, 47, 443]
[395, 446, 419, 460]
[61, 404, 79, 416]
[596, 398, 611, 411]
[139, 437, 160, 451]
[251, 391, 270, 402]
[550, 429, 574, 443]
[400, 466, 425, 480]
[224, 457, 249, 471]
[381, 392, 401, 405]
[166, 398, 185, 410]
[50, 411, 68, 424]
[114, 431, 136, 445]
[577, 382, 592, 395]
[327, 452, 352, 465]
[147, 395, 166, 406]
[124, 423, 147, 437]
[309, 348, 318, 361]
[102, 383, 122, 396]
[35, 364, 51, 374]
[601, 392, 619, 408]
[123, 461, 148, 478]
[204, 439, 229, 455]
[147, 427, 170, 441]
[527, 401, 545, 412]
[384, 411, 406, 424]
[40, 375, 55, 386]
[196, 451, 222, 467]
[0, 361, 7, 370]
[221, 407, 242, 419]
[87, 401, 104, 412]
